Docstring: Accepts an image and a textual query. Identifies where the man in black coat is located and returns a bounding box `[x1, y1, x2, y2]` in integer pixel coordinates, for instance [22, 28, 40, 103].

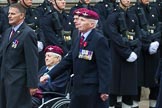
[40, 9, 112, 108]
[69, 0, 97, 16]
[104, 0, 142, 107]
[130, 0, 161, 107]
[71, 8, 89, 45]
[0, 3, 38, 108]
[19, 0, 46, 69]
[39, 0, 74, 53]
[94, 0, 118, 26]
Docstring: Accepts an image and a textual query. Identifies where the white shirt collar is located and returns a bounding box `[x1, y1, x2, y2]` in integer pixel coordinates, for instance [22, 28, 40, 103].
[81, 29, 92, 41]
[12, 21, 24, 32]
[47, 64, 57, 71]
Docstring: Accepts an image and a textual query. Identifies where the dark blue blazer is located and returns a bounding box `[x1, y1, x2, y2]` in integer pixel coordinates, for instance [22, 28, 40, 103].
[38, 66, 69, 94]
[48, 29, 112, 108]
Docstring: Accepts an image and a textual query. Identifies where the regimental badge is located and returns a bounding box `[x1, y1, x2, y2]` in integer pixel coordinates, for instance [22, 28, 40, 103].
[126, 31, 135, 40]
[76, 10, 81, 14]
[82, 12, 88, 17]
[64, 35, 71, 41]
[11, 39, 19, 48]
[78, 49, 93, 60]
[148, 25, 156, 34]
[17, 31, 20, 34]
[63, 31, 71, 42]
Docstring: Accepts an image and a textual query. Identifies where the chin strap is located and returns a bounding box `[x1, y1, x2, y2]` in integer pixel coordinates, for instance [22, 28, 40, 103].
[21, 0, 30, 8]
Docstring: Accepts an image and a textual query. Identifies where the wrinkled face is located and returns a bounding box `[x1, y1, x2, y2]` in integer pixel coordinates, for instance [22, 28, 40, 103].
[141, 0, 149, 4]
[51, 0, 66, 10]
[8, 7, 24, 26]
[73, 15, 80, 28]
[120, 0, 130, 7]
[45, 52, 60, 67]
[80, 0, 91, 4]
[77, 16, 93, 33]
[20, 0, 32, 7]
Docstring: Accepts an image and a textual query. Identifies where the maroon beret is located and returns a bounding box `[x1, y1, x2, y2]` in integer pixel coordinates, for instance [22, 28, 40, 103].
[44, 45, 64, 56]
[79, 9, 99, 20]
[73, 8, 88, 16]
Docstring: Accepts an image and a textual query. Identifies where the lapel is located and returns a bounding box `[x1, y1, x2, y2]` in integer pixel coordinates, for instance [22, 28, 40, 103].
[84, 29, 94, 44]
[7, 23, 26, 46]
[3, 23, 26, 53]
[38, 66, 47, 78]
[73, 32, 81, 58]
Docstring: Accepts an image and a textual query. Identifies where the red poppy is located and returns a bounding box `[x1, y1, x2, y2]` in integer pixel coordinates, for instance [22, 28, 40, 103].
[83, 41, 88, 48]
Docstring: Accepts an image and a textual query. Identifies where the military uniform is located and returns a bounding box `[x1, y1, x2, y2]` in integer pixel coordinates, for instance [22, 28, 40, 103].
[1, 5, 11, 34]
[130, 2, 161, 107]
[40, 6, 74, 53]
[24, 7, 46, 69]
[155, 59, 162, 108]
[34, 0, 52, 18]
[104, 7, 142, 107]
[94, 0, 118, 25]
[95, 0, 118, 46]
[152, 0, 162, 22]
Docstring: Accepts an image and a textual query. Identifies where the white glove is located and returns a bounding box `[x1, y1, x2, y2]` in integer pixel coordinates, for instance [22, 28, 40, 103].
[37, 41, 44, 52]
[149, 41, 159, 55]
[126, 52, 137, 62]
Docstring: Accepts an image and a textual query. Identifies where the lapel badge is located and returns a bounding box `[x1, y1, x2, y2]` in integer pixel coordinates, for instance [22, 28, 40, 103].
[12, 39, 19, 48]
[152, 14, 155, 17]
[17, 30, 20, 34]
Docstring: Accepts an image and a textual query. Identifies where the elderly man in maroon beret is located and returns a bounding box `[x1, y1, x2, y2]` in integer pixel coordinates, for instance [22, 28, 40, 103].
[40, 9, 112, 108]
[32, 45, 69, 107]
[71, 8, 89, 45]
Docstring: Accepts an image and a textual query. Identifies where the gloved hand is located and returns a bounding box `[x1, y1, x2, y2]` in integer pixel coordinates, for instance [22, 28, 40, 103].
[126, 52, 137, 62]
[37, 41, 44, 52]
[149, 41, 159, 54]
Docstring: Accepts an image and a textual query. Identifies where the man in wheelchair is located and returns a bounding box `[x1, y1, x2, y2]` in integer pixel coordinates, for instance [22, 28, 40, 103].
[32, 45, 69, 108]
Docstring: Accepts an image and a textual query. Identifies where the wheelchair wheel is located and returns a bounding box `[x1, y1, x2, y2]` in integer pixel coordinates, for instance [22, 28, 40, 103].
[38, 97, 65, 108]
[51, 98, 70, 108]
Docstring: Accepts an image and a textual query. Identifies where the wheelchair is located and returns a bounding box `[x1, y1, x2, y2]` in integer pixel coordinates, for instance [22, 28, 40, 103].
[38, 92, 71, 108]
[35, 74, 74, 108]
